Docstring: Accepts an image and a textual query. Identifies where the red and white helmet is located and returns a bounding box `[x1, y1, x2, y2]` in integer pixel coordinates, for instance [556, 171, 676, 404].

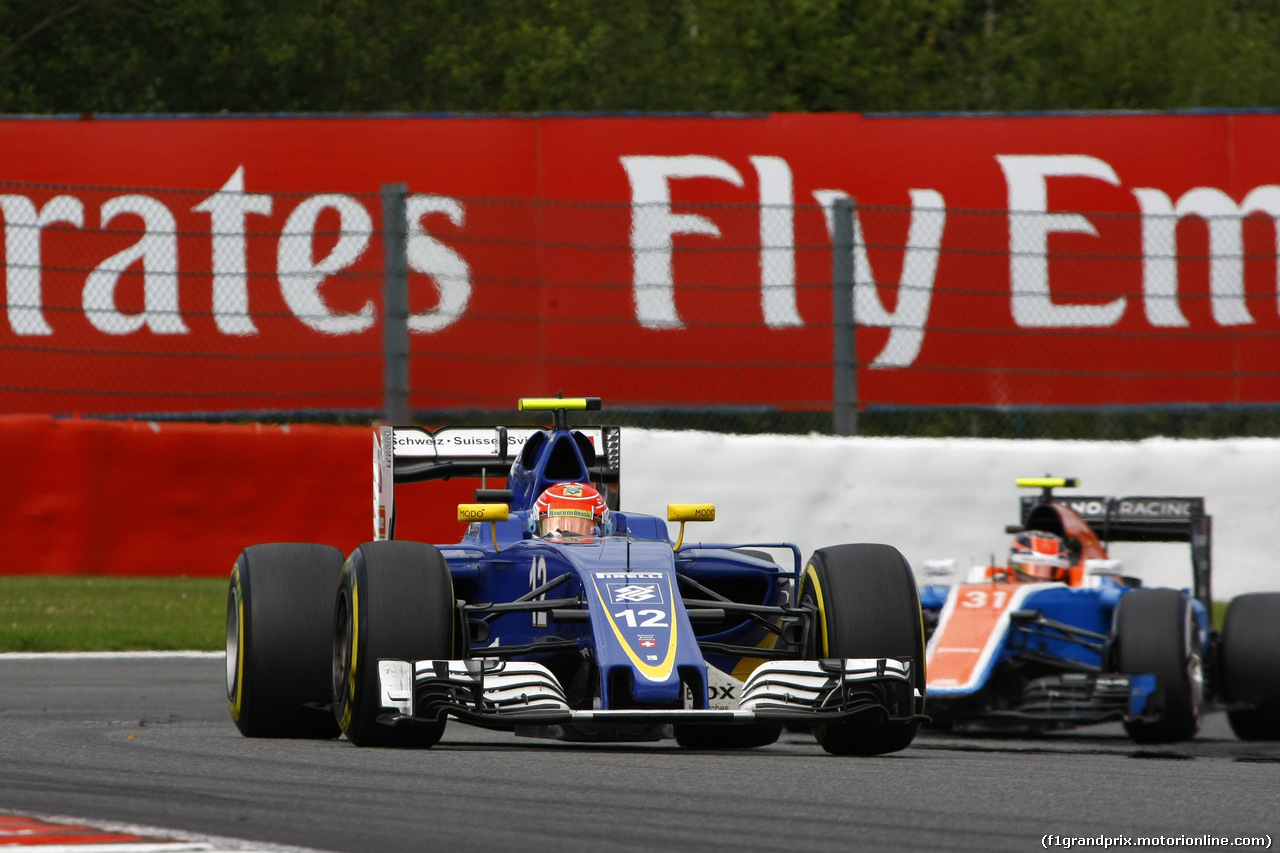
[533, 482, 611, 537]
[1009, 530, 1072, 581]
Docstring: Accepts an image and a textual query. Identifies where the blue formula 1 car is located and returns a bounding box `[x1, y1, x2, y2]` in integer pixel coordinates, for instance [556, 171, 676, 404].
[226, 397, 928, 754]
[920, 477, 1280, 743]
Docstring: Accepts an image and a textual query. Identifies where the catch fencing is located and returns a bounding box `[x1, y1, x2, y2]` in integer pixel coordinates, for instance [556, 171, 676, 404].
[2, 177, 1279, 438]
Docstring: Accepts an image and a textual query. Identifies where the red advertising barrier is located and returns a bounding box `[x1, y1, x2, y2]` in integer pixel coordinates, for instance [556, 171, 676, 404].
[2, 112, 1280, 412]
[0, 416, 466, 577]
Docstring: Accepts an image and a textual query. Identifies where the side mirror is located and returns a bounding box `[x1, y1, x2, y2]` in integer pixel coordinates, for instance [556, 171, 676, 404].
[459, 503, 510, 551]
[922, 559, 956, 583]
[966, 565, 995, 583]
[1084, 558, 1123, 576]
[1082, 558, 1124, 588]
[667, 503, 715, 550]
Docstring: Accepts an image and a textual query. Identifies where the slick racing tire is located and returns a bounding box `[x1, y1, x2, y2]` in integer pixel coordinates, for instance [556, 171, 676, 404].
[800, 544, 926, 756]
[1221, 592, 1280, 741]
[332, 540, 455, 747]
[227, 543, 345, 739]
[1114, 588, 1203, 744]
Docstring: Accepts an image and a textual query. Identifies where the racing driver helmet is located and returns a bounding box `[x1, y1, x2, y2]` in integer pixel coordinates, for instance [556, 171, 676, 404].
[534, 482, 611, 538]
[1009, 530, 1072, 581]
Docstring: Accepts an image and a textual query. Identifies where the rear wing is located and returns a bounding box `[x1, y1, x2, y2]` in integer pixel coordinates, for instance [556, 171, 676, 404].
[373, 425, 621, 540]
[1020, 494, 1212, 610]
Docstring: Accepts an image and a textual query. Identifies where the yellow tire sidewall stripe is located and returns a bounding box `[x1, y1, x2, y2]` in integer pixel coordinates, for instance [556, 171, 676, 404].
[338, 562, 359, 732]
[804, 563, 829, 658]
[228, 564, 246, 722]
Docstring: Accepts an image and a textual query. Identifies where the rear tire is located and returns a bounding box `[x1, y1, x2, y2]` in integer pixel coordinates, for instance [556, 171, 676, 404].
[1221, 592, 1280, 741]
[799, 544, 925, 756]
[1115, 588, 1202, 744]
[227, 543, 344, 739]
[332, 540, 455, 747]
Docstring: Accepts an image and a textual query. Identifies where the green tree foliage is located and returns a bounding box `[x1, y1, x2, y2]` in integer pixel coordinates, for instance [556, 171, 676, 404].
[3, 0, 1280, 114]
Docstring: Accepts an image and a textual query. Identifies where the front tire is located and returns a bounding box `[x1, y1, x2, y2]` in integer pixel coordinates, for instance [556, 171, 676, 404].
[799, 544, 925, 756]
[227, 543, 345, 739]
[1114, 588, 1203, 744]
[332, 540, 455, 747]
[1221, 592, 1280, 741]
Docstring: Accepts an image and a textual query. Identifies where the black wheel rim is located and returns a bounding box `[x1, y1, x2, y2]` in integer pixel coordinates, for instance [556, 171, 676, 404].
[225, 585, 240, 701]
[333, 585, 354, 707]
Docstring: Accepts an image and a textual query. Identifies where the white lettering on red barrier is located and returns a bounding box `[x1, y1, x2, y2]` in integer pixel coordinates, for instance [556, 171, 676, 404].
[1, 168, 473, 340]
[814, 187, 946, 367]
[1133, 184, 1280, 327]
[999, 154, 1127, 329]
[621, 154, 745, 330]
[191, 165, 273, 336]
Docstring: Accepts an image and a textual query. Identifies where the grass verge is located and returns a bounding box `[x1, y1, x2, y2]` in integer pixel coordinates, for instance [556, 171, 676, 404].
[0, 575, 1231, 653]
[0, 576, 226, 652]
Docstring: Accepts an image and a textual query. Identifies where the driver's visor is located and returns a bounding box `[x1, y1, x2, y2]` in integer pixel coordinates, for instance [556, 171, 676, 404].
[539, 512, 595, 537]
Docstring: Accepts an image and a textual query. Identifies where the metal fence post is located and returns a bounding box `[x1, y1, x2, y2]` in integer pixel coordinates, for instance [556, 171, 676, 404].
[382, 183, 411, 425]
[832, 197, 857, 436]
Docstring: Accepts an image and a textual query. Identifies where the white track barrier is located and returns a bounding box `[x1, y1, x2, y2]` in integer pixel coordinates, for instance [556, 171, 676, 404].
[627, 432, 1279, 599]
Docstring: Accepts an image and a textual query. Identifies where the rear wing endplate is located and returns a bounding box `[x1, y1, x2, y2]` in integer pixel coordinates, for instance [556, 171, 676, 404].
[1021, 495, 1212, 610]
[373, 425, 621, 540]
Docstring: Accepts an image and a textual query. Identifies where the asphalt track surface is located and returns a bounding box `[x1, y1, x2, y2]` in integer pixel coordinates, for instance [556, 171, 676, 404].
[1, 654, 1276, 853]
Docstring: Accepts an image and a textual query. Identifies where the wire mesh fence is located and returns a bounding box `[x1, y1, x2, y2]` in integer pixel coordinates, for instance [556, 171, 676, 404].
[2, 177, 1278, 438]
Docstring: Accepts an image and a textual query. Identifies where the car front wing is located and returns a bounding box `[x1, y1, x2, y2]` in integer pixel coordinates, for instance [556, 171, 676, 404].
[375, 657, 924, 730]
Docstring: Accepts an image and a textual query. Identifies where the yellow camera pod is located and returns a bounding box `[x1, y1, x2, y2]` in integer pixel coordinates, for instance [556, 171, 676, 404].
[517, 397, 601, 412]
[1016, 477, 1079, 489]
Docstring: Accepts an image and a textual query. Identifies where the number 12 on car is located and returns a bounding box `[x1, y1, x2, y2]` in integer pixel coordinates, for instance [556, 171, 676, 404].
[613, 609, 669, 628]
